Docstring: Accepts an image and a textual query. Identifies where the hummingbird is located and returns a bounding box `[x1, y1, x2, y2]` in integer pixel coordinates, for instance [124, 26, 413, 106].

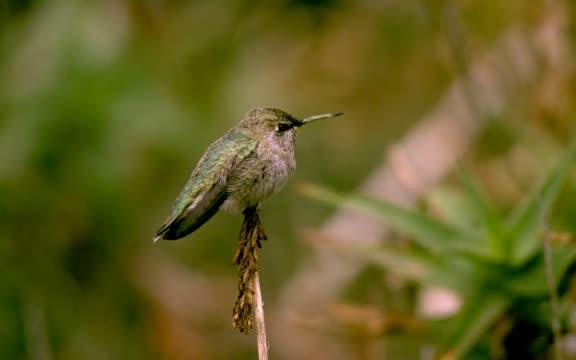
[153, 108, 342, 242]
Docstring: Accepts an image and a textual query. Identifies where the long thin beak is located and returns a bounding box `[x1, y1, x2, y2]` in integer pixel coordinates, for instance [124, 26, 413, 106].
[297, 112, 343, 126]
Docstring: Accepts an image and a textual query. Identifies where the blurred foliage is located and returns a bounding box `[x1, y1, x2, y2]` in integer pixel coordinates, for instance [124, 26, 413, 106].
[0, 0, 575, 359]
[301, 142, 576, 357]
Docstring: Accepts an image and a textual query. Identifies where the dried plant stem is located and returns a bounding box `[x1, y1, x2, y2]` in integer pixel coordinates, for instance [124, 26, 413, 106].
[544, 230, 563, 360]
[253, 271, 269, 360]
[23, 296, 52, 360]
[233, 207, 269, 359]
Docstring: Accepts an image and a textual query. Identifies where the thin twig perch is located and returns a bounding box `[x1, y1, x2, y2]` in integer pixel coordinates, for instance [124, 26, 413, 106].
[233, 207, 269, 359]
[253, 271, 269, 359]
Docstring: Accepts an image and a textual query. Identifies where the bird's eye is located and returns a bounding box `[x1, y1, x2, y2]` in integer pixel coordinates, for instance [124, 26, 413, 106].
[275, 123, 292, 133]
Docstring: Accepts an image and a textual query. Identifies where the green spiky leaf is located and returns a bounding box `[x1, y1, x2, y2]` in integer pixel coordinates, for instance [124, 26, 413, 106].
[507, 144, 576, 264]
[299, 183, 485, 256]
[457, 166, 505, 258]
[438, 291, 509, 359]
[503, 244, 576, 297]
[357, 244, 475, 293]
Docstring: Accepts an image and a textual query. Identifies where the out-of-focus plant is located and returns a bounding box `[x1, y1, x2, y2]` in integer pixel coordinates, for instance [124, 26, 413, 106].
[300, 143, 576, 358]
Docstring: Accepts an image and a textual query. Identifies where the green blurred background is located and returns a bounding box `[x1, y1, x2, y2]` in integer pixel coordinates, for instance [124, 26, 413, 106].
[1, 0, 575, 359]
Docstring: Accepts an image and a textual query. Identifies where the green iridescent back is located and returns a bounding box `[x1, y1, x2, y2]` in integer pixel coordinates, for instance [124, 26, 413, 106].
[155, 126, 258, 239]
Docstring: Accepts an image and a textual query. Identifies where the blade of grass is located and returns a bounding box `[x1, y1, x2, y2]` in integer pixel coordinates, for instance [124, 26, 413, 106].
[543, 230, 563, 360]
[299, 183, 483, 256]
[507, 143, 576, 264]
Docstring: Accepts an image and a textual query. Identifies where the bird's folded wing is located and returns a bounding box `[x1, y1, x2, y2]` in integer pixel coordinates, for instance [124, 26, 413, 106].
[156, 179, 228, 240]
[154, 128, 257, 241]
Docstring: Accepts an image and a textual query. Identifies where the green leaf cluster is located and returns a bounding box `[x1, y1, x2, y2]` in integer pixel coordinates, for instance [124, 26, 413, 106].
[300, 143, 576, 358]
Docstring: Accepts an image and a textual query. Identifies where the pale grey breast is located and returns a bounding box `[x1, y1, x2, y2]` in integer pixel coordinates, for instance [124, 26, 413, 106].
[222, 129, 296, 212]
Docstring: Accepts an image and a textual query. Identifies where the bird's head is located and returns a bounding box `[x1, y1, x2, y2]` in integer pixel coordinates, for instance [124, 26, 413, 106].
[241, 107, 342, 137]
